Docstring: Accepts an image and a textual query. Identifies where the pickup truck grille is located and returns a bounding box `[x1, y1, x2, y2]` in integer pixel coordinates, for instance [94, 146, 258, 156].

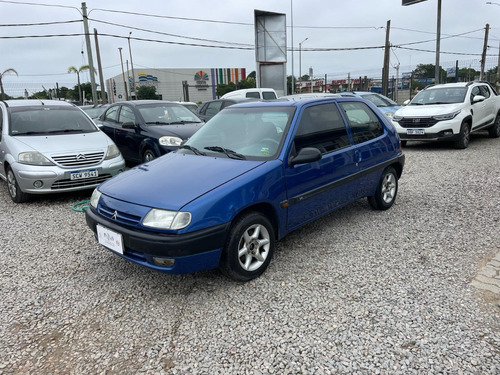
[396, 117, 439, 128]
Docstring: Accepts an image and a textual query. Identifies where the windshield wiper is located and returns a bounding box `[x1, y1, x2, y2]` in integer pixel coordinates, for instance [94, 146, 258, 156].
[145, 121, 170, 125]
[179, 144, 206, 156]
[166, 120, 202, 125]
[205, 146, 246, 160]
[47, 129, 85, 133]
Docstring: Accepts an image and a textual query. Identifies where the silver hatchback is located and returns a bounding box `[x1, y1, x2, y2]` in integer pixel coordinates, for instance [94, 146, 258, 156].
[0, 100, 125, 203]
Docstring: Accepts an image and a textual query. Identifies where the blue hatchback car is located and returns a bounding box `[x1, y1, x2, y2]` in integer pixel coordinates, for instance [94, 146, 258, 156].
[86, 97, 405, 281]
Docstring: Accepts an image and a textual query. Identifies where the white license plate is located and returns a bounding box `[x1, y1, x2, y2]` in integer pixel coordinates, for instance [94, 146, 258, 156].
[96, 224, 124, 254]
[407, 129, 425, 135]
[71, 169, 98, 180]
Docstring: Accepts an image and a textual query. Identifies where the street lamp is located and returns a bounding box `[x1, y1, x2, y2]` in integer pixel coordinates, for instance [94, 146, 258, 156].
[128, 32, 136, 99]
[299, 37, 308, 93]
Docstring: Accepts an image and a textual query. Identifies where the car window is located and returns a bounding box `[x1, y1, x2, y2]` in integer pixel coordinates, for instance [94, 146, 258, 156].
[137, 103, 201, 124]
[479, 85, 491, 99]
[246, 92, 261, 99]
[340, 102, 384, 144]
[118, 106, 136, 124]
[262, 92, 277, 100]
[9, 107, 98, 135]
[205, 101, 223, 118]
[294, 103, 350, 154]
[361, 93, 397, 107]
[104, 106, 119, 123]
[412, 87, 467, 105]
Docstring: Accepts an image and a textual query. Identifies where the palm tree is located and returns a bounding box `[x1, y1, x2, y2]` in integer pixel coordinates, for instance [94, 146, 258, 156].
[68, 65, 95, 103]
[0, 68, 18, 100]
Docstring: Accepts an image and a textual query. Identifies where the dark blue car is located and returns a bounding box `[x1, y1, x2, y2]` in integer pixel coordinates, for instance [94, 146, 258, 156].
[86, 97, 405, 281]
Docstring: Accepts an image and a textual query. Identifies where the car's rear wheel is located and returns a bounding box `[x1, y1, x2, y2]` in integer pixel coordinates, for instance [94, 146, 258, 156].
[7, 167, 29, 203]
[142, 149, 156, 163]
[488, 114, 500, 138]
[220, 212, 275, 281]
[368, 166, 398, 210]
[454, 122, 470, 149]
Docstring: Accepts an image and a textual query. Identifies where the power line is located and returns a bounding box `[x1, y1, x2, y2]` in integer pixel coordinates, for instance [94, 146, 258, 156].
[0, 20, 81, 27]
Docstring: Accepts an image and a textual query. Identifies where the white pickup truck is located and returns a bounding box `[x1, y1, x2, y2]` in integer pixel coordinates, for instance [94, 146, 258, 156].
[391, 81, 500, 149]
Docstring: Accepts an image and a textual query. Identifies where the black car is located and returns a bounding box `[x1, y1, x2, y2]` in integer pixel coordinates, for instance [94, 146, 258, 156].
[96, 100, 204, 164]
[196, 97, 258, 122]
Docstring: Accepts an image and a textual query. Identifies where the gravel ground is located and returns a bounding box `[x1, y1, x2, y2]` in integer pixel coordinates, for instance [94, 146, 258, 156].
[1, 133, 499, 374]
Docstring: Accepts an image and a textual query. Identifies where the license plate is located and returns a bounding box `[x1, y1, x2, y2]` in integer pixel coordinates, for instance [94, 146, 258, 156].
[71, 169, 98, 180]
[407, 129, 425, 135]
[96, 224, 124, 254]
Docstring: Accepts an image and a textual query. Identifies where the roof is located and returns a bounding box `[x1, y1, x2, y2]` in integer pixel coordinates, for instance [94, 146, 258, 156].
[2, 99, 76, 108]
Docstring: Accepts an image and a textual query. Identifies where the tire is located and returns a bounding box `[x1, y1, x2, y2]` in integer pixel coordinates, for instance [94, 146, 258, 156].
[454, 122, 470, 149]
[488, 114, 500, 138]
[6, 167, 29, 203]
[142, 149, 156, 163]
[368, 167, 398, 211]
[219, 212, 275, 281]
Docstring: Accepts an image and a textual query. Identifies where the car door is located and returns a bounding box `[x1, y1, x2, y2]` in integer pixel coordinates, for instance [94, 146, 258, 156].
[470, 85, 492, 129]
[477, 85, 495, 128]
[338, 101, 388, 196]
[113, 105, 143, 163]
[99, 105, 120, 142]
[284, 102, 359, 231]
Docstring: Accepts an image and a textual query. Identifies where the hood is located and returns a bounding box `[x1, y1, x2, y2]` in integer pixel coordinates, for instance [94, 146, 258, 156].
[146, 122, 204, 140]
[395, 103, 463, 117]
[100, 152, 265, 210]
[12, 131, 111, 155]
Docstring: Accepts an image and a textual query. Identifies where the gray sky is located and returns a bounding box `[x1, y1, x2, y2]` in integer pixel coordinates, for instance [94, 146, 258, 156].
[0, 0, 497, 96]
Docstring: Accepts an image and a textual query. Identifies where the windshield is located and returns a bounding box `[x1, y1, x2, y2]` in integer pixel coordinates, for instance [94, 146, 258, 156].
[138, 103, 202, 124]
[9, 106, 98, 136]
[410, 87, 467, 105]
[180, 106, 295, 160]
[361, 93, 397, 107]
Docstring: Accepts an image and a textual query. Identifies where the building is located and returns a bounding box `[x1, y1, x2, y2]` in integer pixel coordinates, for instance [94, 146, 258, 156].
[107, 67, 247, 103]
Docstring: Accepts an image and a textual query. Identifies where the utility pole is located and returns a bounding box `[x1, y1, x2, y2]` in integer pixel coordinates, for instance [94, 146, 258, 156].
[81, 2, 98, 104]
[118, 48, 129, 101]
[480, 24, 490, 81]
[434, 0, 441, 84]
[382, 20, 391, 97]
[94, 29, 107, 104]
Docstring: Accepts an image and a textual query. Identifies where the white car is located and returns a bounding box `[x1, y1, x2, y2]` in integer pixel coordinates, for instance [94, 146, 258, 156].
[0, 100, 125, 203]
[392, 81, 500, 149]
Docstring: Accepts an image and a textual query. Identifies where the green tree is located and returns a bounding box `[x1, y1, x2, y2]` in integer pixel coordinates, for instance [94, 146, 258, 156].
[136, 85, 159, 100]
[458, 67, 479, 82]
[216, 82, 236, 97]
[68, 65, 96, 104]
[0, 68, 18, 100]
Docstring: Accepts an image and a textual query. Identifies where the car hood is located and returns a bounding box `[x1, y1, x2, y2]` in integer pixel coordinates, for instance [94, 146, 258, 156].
[395, 103, 463, 117]
[11, 131, 111, 154]
[146, 122, 204, 139]
[379, 105, 401, 115]
[100, 152, 266, 210]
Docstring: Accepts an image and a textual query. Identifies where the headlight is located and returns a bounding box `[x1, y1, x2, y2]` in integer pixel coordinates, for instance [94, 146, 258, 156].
[18, 151, 54, 166]
[159, 136, 182, 146]
[433, 110, 461, 121]
[105, 144, 121, 160]
[392, 115, 403, 122]
[90, 189, 102, 208]
[143, 209, 191, 230]
[384, 112, 394, 118]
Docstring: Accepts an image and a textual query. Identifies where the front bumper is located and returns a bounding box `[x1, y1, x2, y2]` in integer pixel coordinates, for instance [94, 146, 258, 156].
[392, 119, 461, 142]
[11, 156, 125, 194]
[85, 207, 229, 274]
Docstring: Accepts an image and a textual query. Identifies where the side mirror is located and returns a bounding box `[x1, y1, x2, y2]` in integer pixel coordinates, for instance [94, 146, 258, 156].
[403, 99, 410, 106]
[289, 147, 322, 166]
[472, 95, 485, 103]
[122, 122, 137, 129]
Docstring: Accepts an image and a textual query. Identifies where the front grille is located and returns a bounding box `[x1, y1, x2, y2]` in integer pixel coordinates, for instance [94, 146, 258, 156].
[52, 151, 105, 167]
[397, 117, 439, 128]
[51, 174, 112, 190]
[99, 203, 142, 226]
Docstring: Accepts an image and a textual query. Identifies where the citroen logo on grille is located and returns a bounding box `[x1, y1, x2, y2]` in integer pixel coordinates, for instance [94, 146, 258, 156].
[76, 154, 87, 160]
[112, 211, 118, 220]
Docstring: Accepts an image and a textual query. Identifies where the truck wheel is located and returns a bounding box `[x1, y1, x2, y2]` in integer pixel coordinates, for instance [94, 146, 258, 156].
[454, 122, 470, 149]
[488, 115, 500, 138]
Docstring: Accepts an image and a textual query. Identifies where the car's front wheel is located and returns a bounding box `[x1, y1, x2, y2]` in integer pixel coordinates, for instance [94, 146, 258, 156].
[142, 149, 156, 163]
[7, 167, 29, 203]
[220, 212, 275, 281]
[454, 122, 470, 149]
[368, 167, 398, 210]
[488, 114, 500, 138]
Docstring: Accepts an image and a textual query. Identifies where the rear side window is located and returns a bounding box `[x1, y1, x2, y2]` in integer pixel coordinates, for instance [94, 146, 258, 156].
[340, 102, 384, 144]
[246, 92, 261, 99]
[205, 101, 223, 118]
[294, 103, 350, 154]
[262, 91, 277, 100]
